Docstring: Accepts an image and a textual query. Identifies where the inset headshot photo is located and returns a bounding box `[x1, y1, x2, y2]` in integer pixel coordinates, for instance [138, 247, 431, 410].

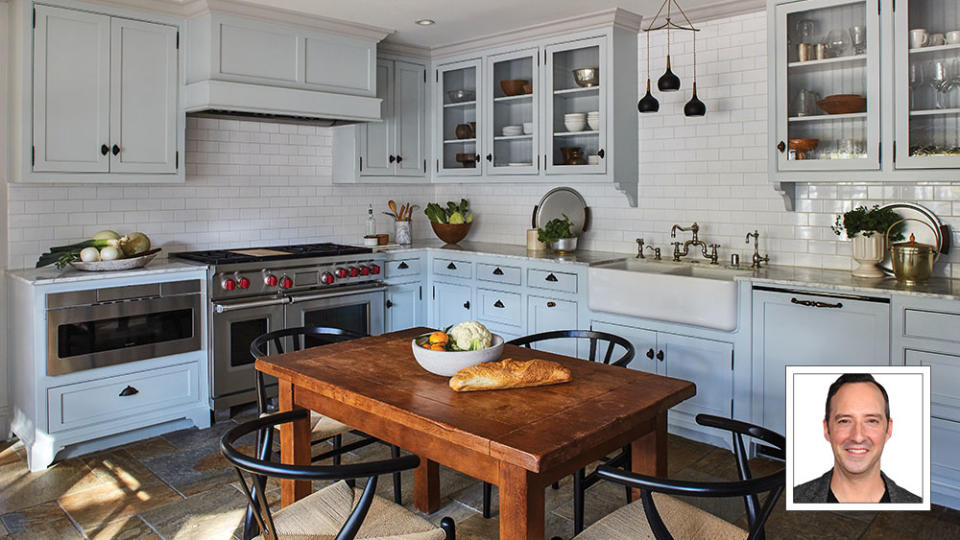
[786, 366, 930, 511]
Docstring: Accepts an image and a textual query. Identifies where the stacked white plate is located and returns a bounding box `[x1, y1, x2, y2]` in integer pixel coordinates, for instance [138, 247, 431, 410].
[563, 112, 586, 132]
[587, 111, 600, 131]
[502, 125, 523, 136]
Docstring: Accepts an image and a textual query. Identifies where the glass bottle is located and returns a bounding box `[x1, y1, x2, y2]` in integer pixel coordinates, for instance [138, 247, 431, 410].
[365, 204, 376, 236]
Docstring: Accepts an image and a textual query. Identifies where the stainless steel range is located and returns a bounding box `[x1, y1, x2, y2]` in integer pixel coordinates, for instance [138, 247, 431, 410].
[172, 243, 385, 410]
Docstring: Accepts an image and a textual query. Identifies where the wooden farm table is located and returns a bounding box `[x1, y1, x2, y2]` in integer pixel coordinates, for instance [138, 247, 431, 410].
[257, 328, 695, 540]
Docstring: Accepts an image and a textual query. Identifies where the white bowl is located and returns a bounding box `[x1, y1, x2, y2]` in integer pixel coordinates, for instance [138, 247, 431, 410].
[523, 122, 533, 134]
[411, 334, 505, 376]
[587, 155, 601, 165]
[564, 113, 586, 119]
[587, 117, 600, 130]
[564, 121, 586, 132]
[502, 126, 523, 136]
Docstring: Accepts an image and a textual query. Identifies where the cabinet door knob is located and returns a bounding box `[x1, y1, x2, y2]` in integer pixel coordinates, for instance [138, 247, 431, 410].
[112, 144, 120, 156]
[545, 273, 558, 282]
[656, 350, 664, 361]
[463, 301, 470, 310]
[119, 385, 139, 397]
[546, 301, 556, 308]
[486, 153, 493, 162]
[396, 155, 403, 163]
[475, 154, 480, 162]
[385, 299, 393, 308]
[646, 348, 655, 359]
[101, 144, 109, 156]
[389, 155, 396, 163]
[494, 300, 505, 308]
[777, 141, 786, 153]
[597, 148, 605, 159]
[447, 262, 457, 270]
[492, 267, 504, 275]
[398, 261, 409, 269]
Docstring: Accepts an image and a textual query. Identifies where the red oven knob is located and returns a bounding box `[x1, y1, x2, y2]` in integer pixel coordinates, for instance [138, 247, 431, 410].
[280, 277, 294, 289]
[265, 274, 278, 286]
[369, 264, 381, 275]
[222, 278, 236, 291]
[238, 277, 251, 289]
[360, 266, 371, 276]
[321, 272, 335, 284]
[335, 268, 348, 279]
[348, 267, 360, 277]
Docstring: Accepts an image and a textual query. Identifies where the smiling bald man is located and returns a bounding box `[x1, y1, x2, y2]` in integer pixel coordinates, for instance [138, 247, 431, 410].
[794, 373, 921, 504]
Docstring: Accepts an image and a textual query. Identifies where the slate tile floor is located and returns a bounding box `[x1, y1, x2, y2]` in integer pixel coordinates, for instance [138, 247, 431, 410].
[1, 416, 958, 539]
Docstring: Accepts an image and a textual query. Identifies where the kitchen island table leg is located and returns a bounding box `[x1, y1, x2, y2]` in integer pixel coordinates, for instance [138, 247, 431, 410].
[630, 411, 668, 499]
[414, 458, 440, 513]
[498, 462, 544, 540]
[279, 380, 311, 507]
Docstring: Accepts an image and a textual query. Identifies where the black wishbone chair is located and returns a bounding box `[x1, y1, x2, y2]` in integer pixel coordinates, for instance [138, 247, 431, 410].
[480, 330, 635, 532]
[222, 410, 456, 540]
[562, 414, 786, 540]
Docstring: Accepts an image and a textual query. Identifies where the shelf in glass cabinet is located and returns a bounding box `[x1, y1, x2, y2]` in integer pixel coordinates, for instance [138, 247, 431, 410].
[443, 100, 477, 109]
[553, 130, 599, 137]
[443, 138, 476, 144]
[494, 134, 533, 141]
[787, 54, 866, 72]
[553, 86, 600, 97]
[909, 43, 960, 56]
[909, 108, 960, 117]
[787, 112, 867, 122]
[493, 94, 533, 103]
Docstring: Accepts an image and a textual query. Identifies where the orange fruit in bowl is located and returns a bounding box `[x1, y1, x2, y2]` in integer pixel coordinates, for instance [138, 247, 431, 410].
[421, 343, 431, 349]
[429, 343, 446, 351]
[428, 331, 449, 345]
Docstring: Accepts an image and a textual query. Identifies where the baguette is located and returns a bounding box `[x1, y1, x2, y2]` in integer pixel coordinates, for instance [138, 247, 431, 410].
[449, 357, 572, 392]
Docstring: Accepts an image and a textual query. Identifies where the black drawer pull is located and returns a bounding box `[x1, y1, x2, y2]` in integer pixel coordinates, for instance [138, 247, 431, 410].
[463, 301, 470, 310]
[545, 273, 558, 282]
[646, 348, 654, 359]
[398, 261, 409, 269]
[777, 141, 786, 153]
[494, 300, 505, 308]
[656, 350, 664, 361]
[791, 297, 843, 309]
[493, 267, 504, 275]
[112, 144, 120, 156]
[385, 300, 394, 308]
[119, 385, 139, 397]
[447, 262, 457, 270]
[101, 144, 109, 155]
[546, 301, 556, 308]
[389, 154, 396, 163]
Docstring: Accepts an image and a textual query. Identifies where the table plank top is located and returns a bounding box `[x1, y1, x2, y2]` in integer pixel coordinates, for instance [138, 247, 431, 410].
[257, 327, 696, 472]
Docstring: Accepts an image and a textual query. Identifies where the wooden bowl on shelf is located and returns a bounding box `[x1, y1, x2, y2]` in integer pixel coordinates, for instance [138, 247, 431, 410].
[788, 138, 819, 160]
[500, 79, 528, 96]
[817, 94, 866, 114]
[522, 82, 533, 94]
[455, 153, 477, 168]
[431, 222, 472, 244]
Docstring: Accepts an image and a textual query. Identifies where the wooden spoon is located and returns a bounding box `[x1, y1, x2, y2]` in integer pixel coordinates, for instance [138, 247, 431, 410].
[399, 203, 408, 221]
[388, 200, 398, 219]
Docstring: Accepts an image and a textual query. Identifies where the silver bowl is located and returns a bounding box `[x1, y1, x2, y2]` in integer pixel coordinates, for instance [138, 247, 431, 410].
[572, 67, 599, 87]
[447, 89, 475, 103]
[550, 237, 579, 254]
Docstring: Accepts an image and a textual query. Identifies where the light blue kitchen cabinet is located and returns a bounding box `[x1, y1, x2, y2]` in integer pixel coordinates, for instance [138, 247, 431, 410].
[385, 281, 422, 333]
[752, 287, 891, 443]
[527, 295, 578, 358]
[433, 281, 473, 330]
[589, 320, 658, 374]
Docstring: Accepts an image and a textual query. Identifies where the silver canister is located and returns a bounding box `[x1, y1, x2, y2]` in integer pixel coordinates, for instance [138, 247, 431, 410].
[798, 43, 812, 62]
[815, 43, 827, 60]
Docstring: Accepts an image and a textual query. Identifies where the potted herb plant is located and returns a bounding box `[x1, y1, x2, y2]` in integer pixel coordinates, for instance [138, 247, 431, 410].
[831, 205, 902, 278]
[538, 215, 578, 254]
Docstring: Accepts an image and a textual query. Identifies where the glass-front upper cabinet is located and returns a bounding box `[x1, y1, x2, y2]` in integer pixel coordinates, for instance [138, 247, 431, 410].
[774, 0, 880, 171]
[894, 0, 960, 168]
[484, 49, 539, 175]
[544, 38, 607, 174]
[436, 59, 481, 176]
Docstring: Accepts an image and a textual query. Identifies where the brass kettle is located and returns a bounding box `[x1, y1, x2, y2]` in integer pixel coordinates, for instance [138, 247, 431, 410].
[886, 218, 938, 285]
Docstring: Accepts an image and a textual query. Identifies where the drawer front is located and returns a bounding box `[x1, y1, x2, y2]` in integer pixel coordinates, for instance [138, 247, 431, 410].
[477, 289, 522, 327]
[904, 309, 960, 344]
[48, 362, 200, 433]
[433, 258, 473, 279]
[385, 258, 421, 279]
[906, 349, 960, 422]
[528, 268, 577, 294]
[477, 263, 521, 286]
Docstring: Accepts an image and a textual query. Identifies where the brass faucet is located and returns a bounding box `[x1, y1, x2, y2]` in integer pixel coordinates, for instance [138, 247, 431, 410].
[670, 223, 720, 264]
[745, 230, 769, 268]
[636, 238, 661, 260]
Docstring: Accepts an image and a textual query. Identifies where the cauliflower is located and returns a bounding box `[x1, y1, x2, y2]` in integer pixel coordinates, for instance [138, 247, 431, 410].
[448, 321, 493, 351]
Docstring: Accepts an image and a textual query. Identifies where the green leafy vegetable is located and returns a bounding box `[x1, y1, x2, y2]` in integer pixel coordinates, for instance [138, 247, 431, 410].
[538, 215, 576, 244]
[424, 199, 472, 224]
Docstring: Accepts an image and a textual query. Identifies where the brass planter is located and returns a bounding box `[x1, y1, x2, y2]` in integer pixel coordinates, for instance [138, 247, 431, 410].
[886, 218, 938, 285]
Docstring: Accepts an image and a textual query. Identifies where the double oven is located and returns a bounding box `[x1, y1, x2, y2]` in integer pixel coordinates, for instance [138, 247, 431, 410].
[173, 244, 385, 411]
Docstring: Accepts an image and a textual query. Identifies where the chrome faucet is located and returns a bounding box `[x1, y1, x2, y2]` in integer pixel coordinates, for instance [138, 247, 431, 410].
[670, 222, 720, 264]
[636, 238, 661, 260]
[745, 230, 769, 268]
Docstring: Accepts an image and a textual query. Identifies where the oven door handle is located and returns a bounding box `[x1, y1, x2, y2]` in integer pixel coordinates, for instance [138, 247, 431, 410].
[288, 285, 387, 304]
[213, 297, 290, 313]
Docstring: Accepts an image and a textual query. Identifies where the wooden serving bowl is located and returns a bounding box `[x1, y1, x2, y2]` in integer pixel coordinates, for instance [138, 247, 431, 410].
[788, 138, 819, 160]
[817, 94, 867, 115]
[455, 153, 477, 168]
[431, 222, 472, 244]
[500, 79, 528, 96]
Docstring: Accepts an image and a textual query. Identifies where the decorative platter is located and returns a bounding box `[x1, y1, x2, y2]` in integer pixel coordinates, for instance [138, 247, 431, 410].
[69, 249, 161, 272]
[532, 187, 590, 236]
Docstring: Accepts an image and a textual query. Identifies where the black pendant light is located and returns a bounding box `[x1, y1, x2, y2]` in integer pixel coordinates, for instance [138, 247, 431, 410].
[684, 32, 706, 117]
[638, 31, 660, 113]
[658, 23, 681, 92]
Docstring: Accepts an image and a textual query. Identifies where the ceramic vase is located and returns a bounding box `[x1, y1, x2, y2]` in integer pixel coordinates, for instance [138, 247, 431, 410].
[851, 234, 885, 278]
[394, 220, 412, 246]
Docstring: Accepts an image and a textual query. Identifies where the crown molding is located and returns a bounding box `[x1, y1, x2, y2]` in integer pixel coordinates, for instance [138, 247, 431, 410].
[429, 7, 642, 60]
[377, 40, 431, 60]
[682, 0, 764, 23]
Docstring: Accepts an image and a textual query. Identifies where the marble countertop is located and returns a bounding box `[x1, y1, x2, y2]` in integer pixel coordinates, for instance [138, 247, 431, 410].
[382, 241, 627, 266]
[8, 260, 207, 285]
[745, 265, 960, 301]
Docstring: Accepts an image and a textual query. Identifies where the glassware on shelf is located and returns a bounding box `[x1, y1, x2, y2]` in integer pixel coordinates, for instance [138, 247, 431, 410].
[794, 89, 822, 116]
[826, 29, 849, 57]
[909, 62, 925, 110]
[926, 59, 948, 109]
[849, 25, 866, 55]
[939, 59, 960, 109]
[797, 19, 817, 43]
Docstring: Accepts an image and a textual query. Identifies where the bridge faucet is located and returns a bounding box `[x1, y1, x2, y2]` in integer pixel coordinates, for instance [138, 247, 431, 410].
[669, 222, 720, 264]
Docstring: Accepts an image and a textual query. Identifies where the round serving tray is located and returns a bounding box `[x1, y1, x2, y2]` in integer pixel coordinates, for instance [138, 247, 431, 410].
[69, 249, 161, 272]
[877, 203, 947, 276]
[532, 187, 590, 236]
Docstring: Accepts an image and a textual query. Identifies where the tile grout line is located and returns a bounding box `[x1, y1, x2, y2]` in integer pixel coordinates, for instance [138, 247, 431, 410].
[136, 513, 166, 540]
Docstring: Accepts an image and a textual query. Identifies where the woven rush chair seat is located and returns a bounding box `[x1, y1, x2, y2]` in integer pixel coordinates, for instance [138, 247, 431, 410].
[254, 480, 445, 540]
[272, 411, 351, 441]
[575, 492, 747, 540]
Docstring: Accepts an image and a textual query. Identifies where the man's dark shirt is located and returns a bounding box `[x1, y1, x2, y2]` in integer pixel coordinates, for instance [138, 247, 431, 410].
[794, 469, 921, 503]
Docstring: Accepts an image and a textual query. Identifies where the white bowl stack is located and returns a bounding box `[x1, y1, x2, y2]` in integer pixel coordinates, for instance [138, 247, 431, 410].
[522, 122, 534, 134]
[587, 111, 600, 131]
[563, 113, 586, 132]
[502, 125, 523, 137]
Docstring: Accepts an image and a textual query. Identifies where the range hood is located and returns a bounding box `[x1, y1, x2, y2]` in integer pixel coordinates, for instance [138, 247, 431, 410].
[182, 0, 392, 125]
